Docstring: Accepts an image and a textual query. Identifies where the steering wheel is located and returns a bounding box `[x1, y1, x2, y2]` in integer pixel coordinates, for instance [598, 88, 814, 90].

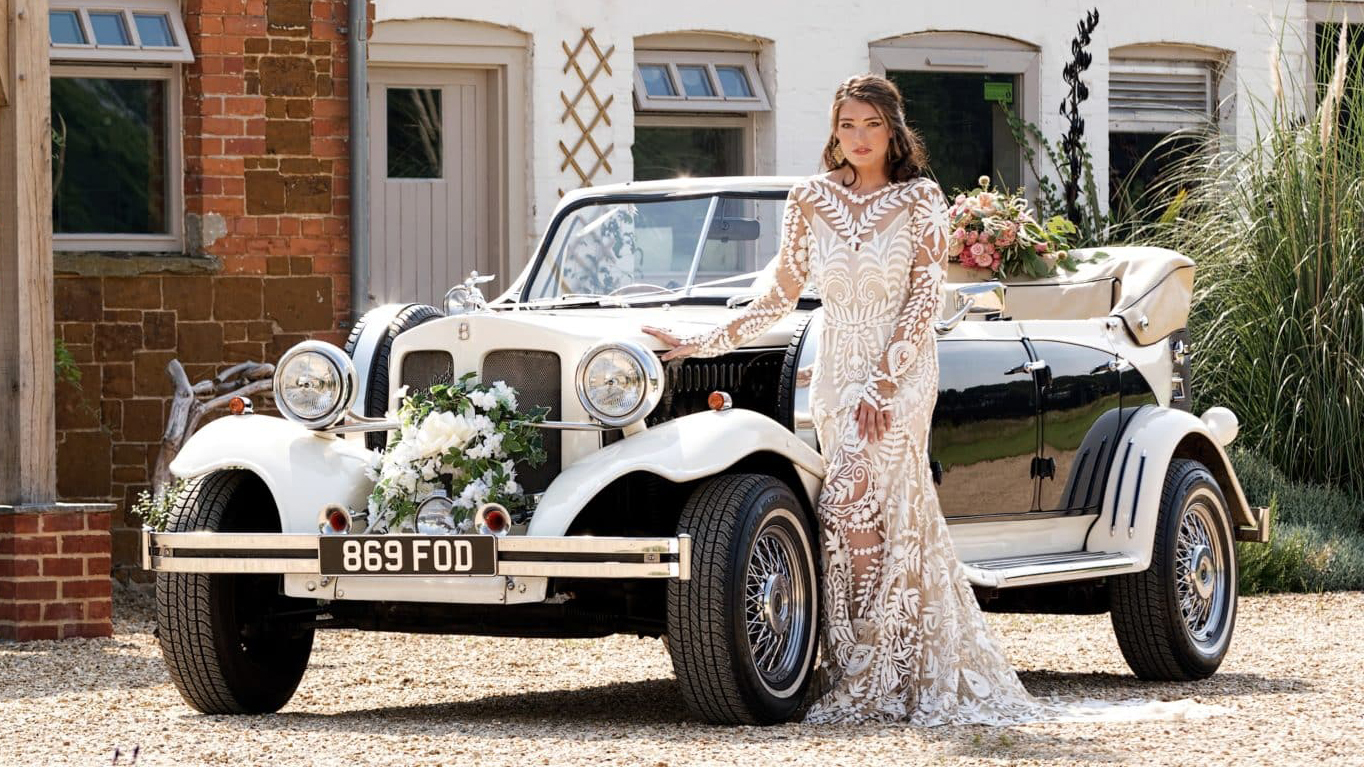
[607, 282, 672, 296]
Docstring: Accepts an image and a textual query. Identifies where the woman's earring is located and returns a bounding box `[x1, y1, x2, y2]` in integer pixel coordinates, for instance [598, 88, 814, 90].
[832, 143, 845, 165]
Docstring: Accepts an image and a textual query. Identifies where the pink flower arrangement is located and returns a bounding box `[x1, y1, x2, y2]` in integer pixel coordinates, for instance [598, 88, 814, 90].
[947, 176, 1078, 280]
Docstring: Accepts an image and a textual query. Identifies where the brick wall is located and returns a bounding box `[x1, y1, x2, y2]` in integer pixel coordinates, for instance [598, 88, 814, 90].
[0, 507, 113, 641]
[54, 0, 366, 579]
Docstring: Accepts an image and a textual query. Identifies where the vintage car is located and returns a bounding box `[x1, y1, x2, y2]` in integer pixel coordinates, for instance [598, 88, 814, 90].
[145, 176, 1270, 724]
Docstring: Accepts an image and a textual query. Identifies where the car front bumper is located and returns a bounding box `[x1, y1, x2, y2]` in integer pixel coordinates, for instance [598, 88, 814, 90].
[142, 530, 692, 580]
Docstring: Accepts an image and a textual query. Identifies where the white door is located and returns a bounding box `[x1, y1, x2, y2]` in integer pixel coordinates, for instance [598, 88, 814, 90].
[369, 67, 496, 307]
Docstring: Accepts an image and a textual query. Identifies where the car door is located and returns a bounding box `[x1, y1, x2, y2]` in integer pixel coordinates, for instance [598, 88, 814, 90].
[931, 336, 1039, 520]
[1028, 339, 1124, 515]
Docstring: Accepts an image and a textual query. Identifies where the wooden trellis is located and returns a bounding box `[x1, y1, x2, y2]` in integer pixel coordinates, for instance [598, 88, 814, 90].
[558, 27, 615, 195]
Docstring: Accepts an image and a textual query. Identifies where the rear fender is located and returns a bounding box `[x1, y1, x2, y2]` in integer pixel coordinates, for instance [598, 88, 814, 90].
[527, 409, 824, 537]
[169, 415, 375, 533]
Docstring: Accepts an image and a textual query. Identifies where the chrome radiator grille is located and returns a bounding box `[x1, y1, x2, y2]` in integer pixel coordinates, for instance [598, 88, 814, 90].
[481, 350, 562, 494]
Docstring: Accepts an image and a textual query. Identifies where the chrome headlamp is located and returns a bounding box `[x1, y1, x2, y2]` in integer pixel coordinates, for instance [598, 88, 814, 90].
[575, 340, 664, 428]
[272, 340, 358, 429]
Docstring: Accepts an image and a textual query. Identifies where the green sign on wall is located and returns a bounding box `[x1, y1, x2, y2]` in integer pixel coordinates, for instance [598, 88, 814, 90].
[983, 81, 1013, 104]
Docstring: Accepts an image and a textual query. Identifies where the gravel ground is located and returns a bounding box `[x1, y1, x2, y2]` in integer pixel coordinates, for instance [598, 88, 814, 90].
[3, 587, 1362, 766]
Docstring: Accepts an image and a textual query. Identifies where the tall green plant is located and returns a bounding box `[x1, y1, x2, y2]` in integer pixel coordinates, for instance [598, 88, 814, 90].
[1136, 25, 1364, 495]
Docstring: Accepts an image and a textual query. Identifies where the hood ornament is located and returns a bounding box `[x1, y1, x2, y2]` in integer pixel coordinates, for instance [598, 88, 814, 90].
[444, 271, 497, 315]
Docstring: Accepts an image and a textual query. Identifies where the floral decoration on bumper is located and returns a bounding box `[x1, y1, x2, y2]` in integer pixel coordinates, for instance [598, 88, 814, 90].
[948, 176, 1079, 280]
[366, 373, 548, 533]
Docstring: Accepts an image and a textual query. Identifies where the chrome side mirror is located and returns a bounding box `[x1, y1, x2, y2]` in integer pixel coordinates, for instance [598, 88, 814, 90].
[935, 281, 1005, 335]
[444, 270, 497, 315]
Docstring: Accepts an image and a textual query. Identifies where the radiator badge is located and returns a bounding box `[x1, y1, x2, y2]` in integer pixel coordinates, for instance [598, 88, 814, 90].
[458, 321, 470, 341]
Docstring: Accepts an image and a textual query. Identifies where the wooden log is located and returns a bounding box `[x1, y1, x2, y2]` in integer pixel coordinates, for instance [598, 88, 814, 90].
[150, 359, 275, 495]
[0, 0, 55, 504]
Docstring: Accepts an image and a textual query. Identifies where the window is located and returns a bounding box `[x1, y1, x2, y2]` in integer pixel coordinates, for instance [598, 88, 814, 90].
[49, 0, 191, 252]
[386, 87, 443, 178]
[871, 33, 1040, 197]
[48, 3, 191, 62]
[632, 50, 770, 112]
[633, 114, 748, 180]
[632, 47, 769, 180]
[1108, 55, 1220, 221]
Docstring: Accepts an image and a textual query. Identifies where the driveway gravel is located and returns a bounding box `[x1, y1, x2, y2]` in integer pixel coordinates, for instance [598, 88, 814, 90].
[2, 587, 1361, 766]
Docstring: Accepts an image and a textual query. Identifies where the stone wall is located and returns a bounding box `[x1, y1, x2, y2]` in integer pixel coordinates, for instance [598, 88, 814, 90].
[54, 0, 364, 579]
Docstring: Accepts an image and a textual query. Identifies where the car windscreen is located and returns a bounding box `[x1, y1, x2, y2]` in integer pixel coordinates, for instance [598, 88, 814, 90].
[524, 194, 789, 301]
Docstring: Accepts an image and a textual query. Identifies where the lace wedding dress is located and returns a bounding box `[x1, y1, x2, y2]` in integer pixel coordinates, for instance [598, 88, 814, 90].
[679, 175, 1221, 725]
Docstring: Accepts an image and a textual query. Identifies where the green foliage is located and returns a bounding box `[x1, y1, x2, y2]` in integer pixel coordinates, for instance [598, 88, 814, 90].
[1231, 449, 1364, 593]
[1128, 30, 1364, 495]
[130, 479, 185, 532]
[997, 103, 1107, 248]
[55, 338, 81, 386]
[368, 372, 548, 531]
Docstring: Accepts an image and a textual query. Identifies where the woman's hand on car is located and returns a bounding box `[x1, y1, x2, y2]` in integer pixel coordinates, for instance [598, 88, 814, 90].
[641, 325, 698, 361]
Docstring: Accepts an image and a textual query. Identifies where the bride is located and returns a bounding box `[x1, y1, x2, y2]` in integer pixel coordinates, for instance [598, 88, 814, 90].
[644, 74, 1215, 725]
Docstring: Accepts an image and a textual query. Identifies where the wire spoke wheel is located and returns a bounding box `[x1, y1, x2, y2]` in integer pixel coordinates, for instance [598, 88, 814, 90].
[1174, 497, 1228, 646]
[743, 523, 808, 685]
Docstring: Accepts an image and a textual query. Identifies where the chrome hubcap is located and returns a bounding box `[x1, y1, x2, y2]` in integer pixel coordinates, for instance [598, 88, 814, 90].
[744, 521, 808, 686]
[1175, 498, 1228, 646]
[761, 573, 792, 635]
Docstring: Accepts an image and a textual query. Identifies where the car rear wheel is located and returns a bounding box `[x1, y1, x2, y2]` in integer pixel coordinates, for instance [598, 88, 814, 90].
[156, 471, 315, 714]
[667, 473, 819, 725]
[1109, 458, 1237, 680]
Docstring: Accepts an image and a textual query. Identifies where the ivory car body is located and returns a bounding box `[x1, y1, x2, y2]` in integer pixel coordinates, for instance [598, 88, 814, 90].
[146, 176, 1269, 725]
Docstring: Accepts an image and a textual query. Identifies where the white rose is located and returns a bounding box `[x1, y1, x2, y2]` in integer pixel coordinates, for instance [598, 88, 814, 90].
[413, 411, 477, 457]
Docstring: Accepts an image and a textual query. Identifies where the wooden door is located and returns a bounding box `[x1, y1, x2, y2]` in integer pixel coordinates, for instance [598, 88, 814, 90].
[368, 67, 495, 307]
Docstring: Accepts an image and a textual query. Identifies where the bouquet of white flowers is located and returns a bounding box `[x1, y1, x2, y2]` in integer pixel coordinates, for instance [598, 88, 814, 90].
[366, 372, 548, 533]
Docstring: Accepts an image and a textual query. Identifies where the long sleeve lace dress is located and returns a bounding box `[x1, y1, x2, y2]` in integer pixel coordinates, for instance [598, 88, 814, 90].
[678, 174, 1041, 723]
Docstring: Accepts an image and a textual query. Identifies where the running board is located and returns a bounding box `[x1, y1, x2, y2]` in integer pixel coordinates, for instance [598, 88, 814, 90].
[962, 550, 1139, 588]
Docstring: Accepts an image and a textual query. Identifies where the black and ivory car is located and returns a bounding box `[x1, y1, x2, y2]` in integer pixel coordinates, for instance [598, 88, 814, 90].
[145, 176, 1270, 724]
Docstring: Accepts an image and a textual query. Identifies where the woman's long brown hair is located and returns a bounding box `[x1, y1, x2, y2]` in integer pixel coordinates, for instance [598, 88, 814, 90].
[821, 74, 929, 188]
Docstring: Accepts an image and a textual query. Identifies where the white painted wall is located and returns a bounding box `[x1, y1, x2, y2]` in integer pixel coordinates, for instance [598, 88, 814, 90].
[376, 0, 1323, 261]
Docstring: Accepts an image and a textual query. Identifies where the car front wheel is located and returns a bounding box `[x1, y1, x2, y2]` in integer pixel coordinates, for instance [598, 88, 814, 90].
[156, 471, 315, 714]
[1109, 458, 1237, 680]
[667, 473, 819, 725]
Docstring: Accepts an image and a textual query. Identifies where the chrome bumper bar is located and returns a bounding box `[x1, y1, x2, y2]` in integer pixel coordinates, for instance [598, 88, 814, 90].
[141, 531, 692, 580]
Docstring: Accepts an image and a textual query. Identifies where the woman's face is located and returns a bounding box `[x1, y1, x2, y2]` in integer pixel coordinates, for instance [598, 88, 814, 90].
[835, 98, 891, 176]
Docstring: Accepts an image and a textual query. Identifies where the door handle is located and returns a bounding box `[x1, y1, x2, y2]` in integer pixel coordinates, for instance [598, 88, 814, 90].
[1007, 359, 1051, 388]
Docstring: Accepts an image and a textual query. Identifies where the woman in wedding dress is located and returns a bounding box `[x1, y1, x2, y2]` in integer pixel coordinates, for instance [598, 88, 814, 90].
[643, 75, 1218, 725]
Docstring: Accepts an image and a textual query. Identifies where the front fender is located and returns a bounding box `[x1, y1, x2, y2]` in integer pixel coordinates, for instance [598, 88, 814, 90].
[169, 415, 375, 533]
[527, 409, 825, 537]
[1086, 406, 1255, 569]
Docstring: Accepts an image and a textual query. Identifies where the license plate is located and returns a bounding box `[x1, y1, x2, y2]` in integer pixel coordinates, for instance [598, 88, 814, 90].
[318, 535, 497, 576]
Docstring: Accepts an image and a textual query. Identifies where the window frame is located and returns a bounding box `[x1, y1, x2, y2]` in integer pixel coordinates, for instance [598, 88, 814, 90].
[50, 62, 184, 253]
[632, 111, 756, 179]
[633, 50, 770, 112]
[49, 1, 193, 63]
